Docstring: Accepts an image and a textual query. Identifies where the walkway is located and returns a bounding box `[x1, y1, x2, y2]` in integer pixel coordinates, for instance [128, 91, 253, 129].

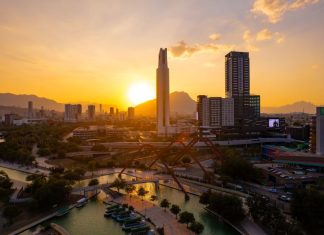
[113, 196, 194, 235]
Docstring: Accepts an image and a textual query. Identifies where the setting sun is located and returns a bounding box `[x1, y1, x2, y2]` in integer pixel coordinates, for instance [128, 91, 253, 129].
[128, 82, 155, 106]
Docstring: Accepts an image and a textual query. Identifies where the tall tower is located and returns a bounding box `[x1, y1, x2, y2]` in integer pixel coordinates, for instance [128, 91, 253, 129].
[28, 101, 33, 119]
[225, 51, 250, 98]
[156, 48, 170, 135]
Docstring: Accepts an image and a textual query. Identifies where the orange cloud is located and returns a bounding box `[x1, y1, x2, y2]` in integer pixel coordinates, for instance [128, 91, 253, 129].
[169, 40, 235, 58]
[251, 0, 319, 23]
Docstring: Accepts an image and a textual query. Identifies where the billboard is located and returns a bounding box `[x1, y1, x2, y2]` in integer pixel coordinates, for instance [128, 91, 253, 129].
[269, 119, 280, 128]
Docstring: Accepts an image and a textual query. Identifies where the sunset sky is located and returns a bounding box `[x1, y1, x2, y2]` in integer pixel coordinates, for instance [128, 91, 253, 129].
[0, 0, 323, 109]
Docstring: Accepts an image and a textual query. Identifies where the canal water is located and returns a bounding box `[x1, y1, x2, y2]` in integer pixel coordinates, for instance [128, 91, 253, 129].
[1, 167, 239, 235]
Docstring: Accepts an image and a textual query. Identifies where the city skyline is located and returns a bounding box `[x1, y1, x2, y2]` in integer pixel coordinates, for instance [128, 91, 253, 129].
[1, 0, 324, 109]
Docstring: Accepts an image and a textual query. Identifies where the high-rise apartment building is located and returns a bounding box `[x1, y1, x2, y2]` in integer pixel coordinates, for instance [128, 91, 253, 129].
[28, 101, 33, 119]
[64, 104, 82, 122]
[88, 105, 96, 121]
[128, 107, 135, 120]
[110, 107, 114, 115]
[225, 51, 250, 98]
[156, 48, 170, 135]
[316, 107, 324, 155]
[225, 51, 260, 127]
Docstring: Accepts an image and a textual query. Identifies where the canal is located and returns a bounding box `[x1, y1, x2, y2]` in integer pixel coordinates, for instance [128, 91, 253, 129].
[0, 167, 240, 235]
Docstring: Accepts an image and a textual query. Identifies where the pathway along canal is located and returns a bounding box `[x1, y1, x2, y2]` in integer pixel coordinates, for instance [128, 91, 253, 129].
[0, 167, 239, 235]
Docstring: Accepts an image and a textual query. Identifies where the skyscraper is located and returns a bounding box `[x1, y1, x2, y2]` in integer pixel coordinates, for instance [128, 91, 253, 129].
[128, 107, 135, 120]
[225, 51, 250, 98]
[225, 51, 260, 127]
[88, 105, 96, 121]
[28, 101, 33, 119]
[156, 48, 170, 135]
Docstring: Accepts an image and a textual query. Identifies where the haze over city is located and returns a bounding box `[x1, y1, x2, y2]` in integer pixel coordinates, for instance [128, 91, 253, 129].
[1, 0, 323, 108]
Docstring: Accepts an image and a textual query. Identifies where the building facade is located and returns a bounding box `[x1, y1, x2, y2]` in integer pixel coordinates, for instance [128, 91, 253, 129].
[156, 48, 170, 136]
[128, 107, 135, 120]
[28, 101, 33, 119]
[316, 107, 324, 155]
[64, 104, 82, 122]
[88, 105, 96, 121]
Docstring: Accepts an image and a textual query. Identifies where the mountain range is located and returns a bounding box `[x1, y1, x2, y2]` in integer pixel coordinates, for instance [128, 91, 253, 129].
[0, 92, 321, 115]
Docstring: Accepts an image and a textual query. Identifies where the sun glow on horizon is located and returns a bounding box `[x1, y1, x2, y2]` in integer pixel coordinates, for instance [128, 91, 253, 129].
[128, 82, 155, 106]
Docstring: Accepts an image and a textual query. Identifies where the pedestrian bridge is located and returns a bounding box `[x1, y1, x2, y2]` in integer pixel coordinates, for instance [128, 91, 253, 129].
[71, 178, 160, 193]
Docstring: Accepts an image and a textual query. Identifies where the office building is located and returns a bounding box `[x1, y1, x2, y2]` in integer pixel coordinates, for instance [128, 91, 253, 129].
[64, 104, 82, 122]
[156, 48, 170, 135]
[110, 107, 114, 115]
[221, 98, 235, 127]
[88, 105, 96, 121]
[197, 96, 234, 128]
[225, 51, 260, 127]
[197, 95, 210, 127]
[28, 101, 33, 119]
[309, 116, 317, 153]
[316, 107, 324, 155]
[209, 97, 222, 128]
[128, 107, 135, 120]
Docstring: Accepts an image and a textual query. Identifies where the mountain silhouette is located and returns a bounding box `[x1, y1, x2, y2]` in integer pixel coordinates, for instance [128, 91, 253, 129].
[0, 93, 64, 111]
[262, 101, 320, 114]
[135, 91, 196, 117]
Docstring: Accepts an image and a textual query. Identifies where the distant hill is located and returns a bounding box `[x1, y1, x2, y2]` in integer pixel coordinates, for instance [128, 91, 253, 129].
[0, 93, 64, 111]
[262, 101, 320, 114]
[135, 91, 196, 117]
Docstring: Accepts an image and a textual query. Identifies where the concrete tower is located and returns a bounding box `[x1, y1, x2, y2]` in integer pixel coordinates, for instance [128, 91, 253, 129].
[28, 101, 33, 119]
[156, 48, 170, 136]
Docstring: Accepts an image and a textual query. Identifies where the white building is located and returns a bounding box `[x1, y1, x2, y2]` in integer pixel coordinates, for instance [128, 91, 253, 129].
[316, 107, 324, 155]
[156, 48, 171, 136]
[197, 96, 234, 128]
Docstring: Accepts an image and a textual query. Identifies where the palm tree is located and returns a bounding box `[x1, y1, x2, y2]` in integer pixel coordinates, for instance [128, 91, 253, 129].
[137, 186, 148, 216]
[111, 178, 126, 192]
[160, 199, 170, 212]
[125, 184, 136, 201]
[137, 186, 148, 201]
[150, 195, 157, 202]
[170, 204, 181, 219]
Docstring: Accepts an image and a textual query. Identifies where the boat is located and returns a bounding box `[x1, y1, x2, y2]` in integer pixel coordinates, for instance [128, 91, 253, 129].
[106, 204, 119, 210]
[122, 222, 147, 232]
[75, 197, 88, 208]
[116, 213, 135, 222]
[56, 207, 70, 217]
[111, 210, 129, 219]
[122, 216, 142, 224]
[129, 225, 150, 234]
[104, 207, 125, 217]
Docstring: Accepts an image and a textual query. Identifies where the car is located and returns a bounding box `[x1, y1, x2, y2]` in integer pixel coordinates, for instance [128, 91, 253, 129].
[269, 188, 278, 193]
[280, 174, 286, 178]
[278, 195, 287, 201]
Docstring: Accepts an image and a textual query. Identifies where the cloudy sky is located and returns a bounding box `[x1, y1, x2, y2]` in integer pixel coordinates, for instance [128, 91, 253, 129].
[0, 0, 323, 108]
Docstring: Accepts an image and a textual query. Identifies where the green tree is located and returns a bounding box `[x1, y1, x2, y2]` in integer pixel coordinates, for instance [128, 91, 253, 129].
[291, 188, 324, 230]
[150, 195, 157, 202]
[178, 211, 195, 227]
[111, 178, 126, 192]
[137, 186, 148, 200]
[88, 178, 99, 186]
[125, 184, 136, 200]
[170, 204, 181, 219]
[160, 198, 170, 211]
[189, 221, 204, 234]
